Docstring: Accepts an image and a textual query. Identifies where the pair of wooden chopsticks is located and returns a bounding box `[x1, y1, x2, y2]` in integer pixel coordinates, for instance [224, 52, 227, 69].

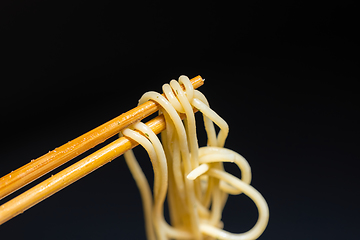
[0, 75, 204, 225]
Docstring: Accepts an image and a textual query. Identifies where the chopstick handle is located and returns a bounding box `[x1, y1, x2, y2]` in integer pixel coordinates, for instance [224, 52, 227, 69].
[0, 110, 193, 225]
[0, 76, 204, 200]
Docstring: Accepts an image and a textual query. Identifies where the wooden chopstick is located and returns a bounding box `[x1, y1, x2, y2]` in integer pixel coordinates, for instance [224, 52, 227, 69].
[0, 76, 204, 200]
[0, 109, 196, 225]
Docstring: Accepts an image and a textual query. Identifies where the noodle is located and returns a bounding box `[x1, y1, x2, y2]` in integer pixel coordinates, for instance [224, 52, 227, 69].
[121, 76, 269, 240]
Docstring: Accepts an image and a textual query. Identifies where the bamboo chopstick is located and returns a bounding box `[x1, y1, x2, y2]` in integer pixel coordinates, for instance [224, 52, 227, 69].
[0, 76, 204, 200]
[0, 110, 194, 225]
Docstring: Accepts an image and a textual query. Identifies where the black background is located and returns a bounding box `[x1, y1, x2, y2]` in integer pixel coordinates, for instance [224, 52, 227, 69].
[1, 1, 359, 239]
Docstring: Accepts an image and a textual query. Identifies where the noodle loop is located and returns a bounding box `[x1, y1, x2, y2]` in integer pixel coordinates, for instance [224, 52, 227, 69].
[121, 76, 269, 240]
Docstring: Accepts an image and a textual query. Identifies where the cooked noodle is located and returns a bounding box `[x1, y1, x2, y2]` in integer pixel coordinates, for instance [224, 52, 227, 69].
[121, 76, 269, 240]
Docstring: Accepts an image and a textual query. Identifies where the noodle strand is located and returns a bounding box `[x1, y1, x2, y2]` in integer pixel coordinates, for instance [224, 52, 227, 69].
[121, 75, 269, 240]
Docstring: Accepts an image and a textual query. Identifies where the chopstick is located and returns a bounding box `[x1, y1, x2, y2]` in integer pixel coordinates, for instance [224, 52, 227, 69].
[0, 109, 195, 224]
[0, 76, 204, 201]
[0, 76, 204, 224]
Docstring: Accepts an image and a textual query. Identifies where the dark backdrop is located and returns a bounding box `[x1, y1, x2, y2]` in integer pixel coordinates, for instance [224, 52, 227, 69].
[1, 1, 359, 239]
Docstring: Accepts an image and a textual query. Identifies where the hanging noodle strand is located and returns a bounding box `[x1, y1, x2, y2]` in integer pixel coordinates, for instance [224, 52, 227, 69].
[121, 75, 269, 240]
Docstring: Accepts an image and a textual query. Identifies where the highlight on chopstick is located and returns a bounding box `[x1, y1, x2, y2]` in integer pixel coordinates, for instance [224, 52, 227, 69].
[0, 75, 269, 240]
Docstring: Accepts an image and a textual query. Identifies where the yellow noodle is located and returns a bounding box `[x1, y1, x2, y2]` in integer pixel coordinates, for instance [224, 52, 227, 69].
[121, 75, 269, 240]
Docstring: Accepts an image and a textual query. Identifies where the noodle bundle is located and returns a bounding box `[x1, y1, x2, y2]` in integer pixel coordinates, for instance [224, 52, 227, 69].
[121, 76, 269, 240]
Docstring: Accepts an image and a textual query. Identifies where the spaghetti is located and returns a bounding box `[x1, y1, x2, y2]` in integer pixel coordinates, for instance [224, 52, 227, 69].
[122, 76, 269, 240]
